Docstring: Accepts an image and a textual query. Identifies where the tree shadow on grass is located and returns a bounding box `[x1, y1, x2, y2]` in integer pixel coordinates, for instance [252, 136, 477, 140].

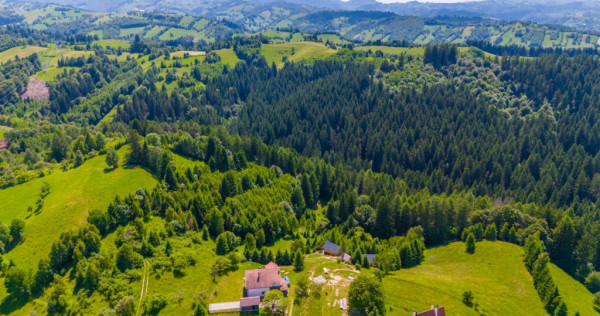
[0, 293, 30, 314]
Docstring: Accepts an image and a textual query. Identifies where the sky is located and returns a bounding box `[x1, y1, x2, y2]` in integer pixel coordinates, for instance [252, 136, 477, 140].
[375, 0, 479, 3]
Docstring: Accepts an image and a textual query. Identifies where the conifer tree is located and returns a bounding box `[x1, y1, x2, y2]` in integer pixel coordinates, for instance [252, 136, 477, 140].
[294, 251, 304, 272]
[465, 233, 476, 254]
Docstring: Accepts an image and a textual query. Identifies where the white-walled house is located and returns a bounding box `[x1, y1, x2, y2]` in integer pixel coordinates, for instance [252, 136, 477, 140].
[244, 262, 289, 298]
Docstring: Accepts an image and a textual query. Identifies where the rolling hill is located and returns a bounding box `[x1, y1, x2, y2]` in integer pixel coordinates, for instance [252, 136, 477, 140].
[383, 241, 597, 315]
[0, 146, 157, 270]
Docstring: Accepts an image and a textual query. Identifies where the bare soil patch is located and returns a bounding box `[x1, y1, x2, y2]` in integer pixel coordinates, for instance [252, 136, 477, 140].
[21, 77, 49, 101]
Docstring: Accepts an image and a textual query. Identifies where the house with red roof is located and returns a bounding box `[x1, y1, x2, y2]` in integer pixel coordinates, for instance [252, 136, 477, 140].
[244, 262, 289, 298]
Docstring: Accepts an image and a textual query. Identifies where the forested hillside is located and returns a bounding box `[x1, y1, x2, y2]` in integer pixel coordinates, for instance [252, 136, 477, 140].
[0, 6, 600, 316]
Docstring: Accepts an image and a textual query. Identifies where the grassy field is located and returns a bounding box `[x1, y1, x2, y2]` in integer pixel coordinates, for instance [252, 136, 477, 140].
[170, 51, 206, 58]
[317, 34, 349, 45]
[144, 26, 166, 39]
[159, 27, 204, 41]
[88, 30, 103, 40]
[549, 264, 599, 315]
[286, 254, 359, 316]
[355, 46, 425, 57]
[383, 241, 547, 315]
[215, 49, 240, 67]
[119, 26, 145, 37]
[0, 146, 157, 270]
[261, 42, 337, 67]
[0, 46, 46, 64]
[35, 66, 79, 82]
[21, 5, 101, 25]
[92, 39, 131, 50]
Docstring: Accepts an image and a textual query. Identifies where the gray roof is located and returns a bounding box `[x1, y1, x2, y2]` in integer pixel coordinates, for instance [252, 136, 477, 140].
[322, 241, 340, 254]
[363, 254, 376, 265]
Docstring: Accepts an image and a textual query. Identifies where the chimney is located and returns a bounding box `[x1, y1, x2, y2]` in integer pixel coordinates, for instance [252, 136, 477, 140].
[412, 313, 416, 316]
[435, 307, 438, 316]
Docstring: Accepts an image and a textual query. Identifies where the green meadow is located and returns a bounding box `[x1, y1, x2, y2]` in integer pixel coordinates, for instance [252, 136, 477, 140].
[0, 146, 157, 270]
[549, 264, 598, 315]
[215, 49, 240, 67]
[261, 42, 337, 67]
[383, 241, 547, 315]
[355, 46, 425, 57]
[0, 46, 46, 64]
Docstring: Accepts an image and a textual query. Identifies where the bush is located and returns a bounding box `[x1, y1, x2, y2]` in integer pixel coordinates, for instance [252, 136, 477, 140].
[585, 272, 600, 293]
[145, 294, 168, 315]
[462, 290, 474, 307]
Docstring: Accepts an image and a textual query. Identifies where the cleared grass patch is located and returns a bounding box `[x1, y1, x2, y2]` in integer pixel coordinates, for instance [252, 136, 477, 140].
[0, 146, 157, 270]
[144, 26, 165, 39]
[170, 51, 206, 58]
[93, 39, 131, 50]
[215, 48, 240, 67]
[119, 26, 145, 37]
[383, 241, 547, 315]
[261, 42, 336, 67]
[159, 27, 203, 41]
[355, 46, 425, 57]
[549, 264, 599, 315]
[0, 46, 46, 64]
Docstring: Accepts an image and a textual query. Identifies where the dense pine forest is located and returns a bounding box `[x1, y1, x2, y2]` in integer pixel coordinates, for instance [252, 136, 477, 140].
[1, 4, 600, 315]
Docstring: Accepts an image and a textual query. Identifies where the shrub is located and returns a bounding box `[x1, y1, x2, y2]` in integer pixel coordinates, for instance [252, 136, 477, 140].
[462, 290, 474, 307]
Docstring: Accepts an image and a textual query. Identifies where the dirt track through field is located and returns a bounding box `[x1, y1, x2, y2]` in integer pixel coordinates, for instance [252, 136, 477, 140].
[136, 259, 150, 316]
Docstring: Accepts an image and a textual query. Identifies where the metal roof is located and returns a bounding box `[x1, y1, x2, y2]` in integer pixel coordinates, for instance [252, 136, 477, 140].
[322, 241, 340, 254]
[208, 301, 241, 312]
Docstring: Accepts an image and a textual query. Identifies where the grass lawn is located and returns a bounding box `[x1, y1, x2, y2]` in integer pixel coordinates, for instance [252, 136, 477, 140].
[159, 27, 203, 41]
[35, 66, 79, 82]
[215, 49, 240, 67]
[170, 51, 206, 58]
[286, 254, 359, 316]
[93, 39, 131, 50]
[549, 264, 599, 315]
[210, 261, 262, 303]
[88, 30, 103, 40]
[355, 46, 425, 57]
[0, 46, 46, 64]
[119, 26, 145, 37]
[0, 146, 157, 270]
[383, 241, 547, 316]
[193, 19, 210, 31]
[179, 16, 195, 28]
[317, 34, 349, 45]
[144, 26, 165, 39]
[261, 42, 336, 67]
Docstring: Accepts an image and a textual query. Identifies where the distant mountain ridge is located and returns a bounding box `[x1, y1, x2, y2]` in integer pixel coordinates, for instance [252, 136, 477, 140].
[7, 0, 600, 31]
[2, 0, 600, 49]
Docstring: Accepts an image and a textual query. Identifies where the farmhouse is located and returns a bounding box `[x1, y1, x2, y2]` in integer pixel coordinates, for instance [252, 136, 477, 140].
[413, 306, 446, 316]
[244, 262, 289, 298]
[322, 240, 340, 256]
[209, 263, 289, 314]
